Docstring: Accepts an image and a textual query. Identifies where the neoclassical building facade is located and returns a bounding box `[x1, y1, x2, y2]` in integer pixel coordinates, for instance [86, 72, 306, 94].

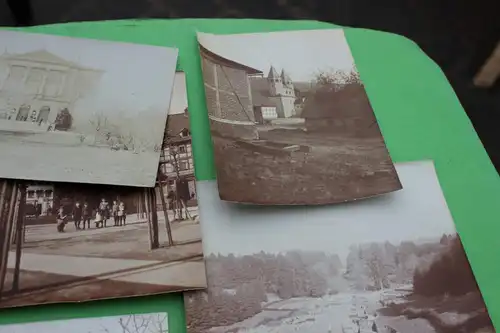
[0, 50, 101, 130]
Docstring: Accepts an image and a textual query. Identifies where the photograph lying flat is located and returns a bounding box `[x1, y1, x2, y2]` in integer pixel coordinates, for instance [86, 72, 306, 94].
[0, 312, 168, 333]
[0, 73, 206, 308]
[185, 161, 494, 333]
[198, 29, 401, 205]
[0, 30, 178, 187]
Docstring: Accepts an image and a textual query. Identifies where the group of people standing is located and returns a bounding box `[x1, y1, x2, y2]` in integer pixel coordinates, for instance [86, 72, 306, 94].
[56, 198, 127, 232]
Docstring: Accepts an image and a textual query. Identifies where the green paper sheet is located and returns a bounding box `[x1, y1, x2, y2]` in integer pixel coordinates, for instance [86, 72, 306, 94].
[0, 19, 498, 333]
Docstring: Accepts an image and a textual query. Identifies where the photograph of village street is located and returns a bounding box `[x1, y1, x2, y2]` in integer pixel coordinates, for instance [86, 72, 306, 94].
[0, 72, 206, 308]
[185, 161, 494, 333]
[0, 312, 168, 333]
[198, 29, 401, 205]
[0, 30, 177, 187]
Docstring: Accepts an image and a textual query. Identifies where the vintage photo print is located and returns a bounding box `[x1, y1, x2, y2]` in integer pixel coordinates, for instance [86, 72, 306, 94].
[0, 72, 206, 309]
[197, 29, 401, 205]
[0, 30, 178, 187]
[185, 161, 494, 333]
[0, 312, 168, 333]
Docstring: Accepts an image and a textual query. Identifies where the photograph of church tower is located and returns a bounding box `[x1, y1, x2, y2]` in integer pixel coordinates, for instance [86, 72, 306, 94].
[198, 29, 402, 206]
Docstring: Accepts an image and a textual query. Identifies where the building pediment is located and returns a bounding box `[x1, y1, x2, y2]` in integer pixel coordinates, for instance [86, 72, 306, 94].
[2, 50, 96, 71]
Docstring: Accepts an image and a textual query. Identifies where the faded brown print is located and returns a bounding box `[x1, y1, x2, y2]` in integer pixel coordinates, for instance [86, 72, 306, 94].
[184, 162, 494, 333]
[198, 30, 401, 205]
[0, 73, 206, 309]
[0, 30, 177, 187]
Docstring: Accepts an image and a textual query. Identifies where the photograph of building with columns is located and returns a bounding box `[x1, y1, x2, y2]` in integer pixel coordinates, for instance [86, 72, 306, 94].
[0, 72, 206, 309]
[198, 30, 402, 205]
[0, 30, 178, 187]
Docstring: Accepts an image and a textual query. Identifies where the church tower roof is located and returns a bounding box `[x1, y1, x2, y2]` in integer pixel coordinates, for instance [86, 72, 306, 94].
[281, 69, 293, 85]
[268, 65, 280, 79]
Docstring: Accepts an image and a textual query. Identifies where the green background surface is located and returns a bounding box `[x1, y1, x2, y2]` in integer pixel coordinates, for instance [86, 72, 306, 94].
[0, 19, 499, 332]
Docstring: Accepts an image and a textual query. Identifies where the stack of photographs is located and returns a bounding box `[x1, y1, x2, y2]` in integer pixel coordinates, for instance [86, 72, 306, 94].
[0, 31, 207, 310]
[0, 27, 495, 333]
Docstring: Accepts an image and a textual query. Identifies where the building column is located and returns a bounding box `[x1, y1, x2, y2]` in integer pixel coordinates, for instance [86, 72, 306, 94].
[0, 66, 10, 91]
[38, 70, 48, 96]
[22, 66, 31, 84]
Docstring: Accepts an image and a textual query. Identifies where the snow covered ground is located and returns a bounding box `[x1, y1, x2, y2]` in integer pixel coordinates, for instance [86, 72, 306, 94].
[208, 287, 439, 333]
[0, 136, 158, 186]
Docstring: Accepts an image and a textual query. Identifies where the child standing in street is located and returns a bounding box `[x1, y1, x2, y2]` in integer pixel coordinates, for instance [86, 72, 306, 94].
[56, 206, 68, 232]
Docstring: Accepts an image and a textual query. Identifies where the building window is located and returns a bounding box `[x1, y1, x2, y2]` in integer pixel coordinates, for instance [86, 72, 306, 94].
[179, 161, 188, 171]
[37, 106, 50, 124]
[4, 65, 26, 91]
[25, 68, 44, 95]
[179, 146, 186, 153]
[44, 70, 63, 97]
[27, 191, 35, 199]
[16, 105, 30, 121]
[45, 190, 53, 198]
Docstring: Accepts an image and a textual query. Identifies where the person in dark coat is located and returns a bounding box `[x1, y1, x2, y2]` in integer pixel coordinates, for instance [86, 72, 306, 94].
[73, 201, 83, 229]
[167, 189, 177, 220]
[112, 200, 119, 226]
[82, 202, 91, 230]
[98, 198, 109, 227]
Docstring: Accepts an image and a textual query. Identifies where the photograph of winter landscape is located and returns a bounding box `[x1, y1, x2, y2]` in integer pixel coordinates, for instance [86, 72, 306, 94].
[0, 312, 168, 333]
[185, 161, 494, 333]
[0, 30, 178, 187]
[0, 73, 206, 308]
[198, 29, 401, 205]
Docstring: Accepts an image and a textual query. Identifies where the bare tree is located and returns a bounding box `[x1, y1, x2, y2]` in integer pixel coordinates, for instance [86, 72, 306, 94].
[313, 68, 361, 88]
[117, 313, 168, 333]
[89, 112, 109, 145]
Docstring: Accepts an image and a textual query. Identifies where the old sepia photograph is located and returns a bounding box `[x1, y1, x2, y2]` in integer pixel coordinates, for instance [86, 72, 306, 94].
[185, 161, 494, 333]
[0, 312, 168, 333]
[0, 72, 206, 309]
[0, 30, 178, 187]
[198, 29, 401, 205]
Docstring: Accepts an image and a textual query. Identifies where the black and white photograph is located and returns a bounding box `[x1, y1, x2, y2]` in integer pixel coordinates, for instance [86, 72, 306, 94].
[198, 29, 401, 205]
[185, 161, 494, 333]
[0, 30, 178, 187]
[0, 72, 206, 309]
[0, 312, 168, 333]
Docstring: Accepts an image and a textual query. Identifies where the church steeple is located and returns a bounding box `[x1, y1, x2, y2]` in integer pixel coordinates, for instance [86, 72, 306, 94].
[268, 65, 280, 80]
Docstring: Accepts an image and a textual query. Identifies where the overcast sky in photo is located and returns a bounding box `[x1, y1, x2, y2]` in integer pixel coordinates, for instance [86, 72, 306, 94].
[169, 72, 188, 115]
[0, 30, 177, 116]
[197, 161, 457, 261]
[0, 313, 168, 333]
[198, 29, 356, 82]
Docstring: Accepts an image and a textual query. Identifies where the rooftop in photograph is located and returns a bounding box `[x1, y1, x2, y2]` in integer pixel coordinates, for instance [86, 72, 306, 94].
[199, 44, 263, 75]
[1, 50, 100, 71]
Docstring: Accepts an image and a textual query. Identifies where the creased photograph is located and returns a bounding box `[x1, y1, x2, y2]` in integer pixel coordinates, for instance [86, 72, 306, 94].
[197, 29, 401, 205]
[185, 161, 494, 333]
[0, 30, 178, 187]
[0, 312, 168, 333]
[0, 72, 206, 309]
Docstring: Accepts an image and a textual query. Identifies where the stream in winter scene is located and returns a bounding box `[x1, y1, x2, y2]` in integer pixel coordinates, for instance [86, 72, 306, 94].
[184, 163, 494, 333]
